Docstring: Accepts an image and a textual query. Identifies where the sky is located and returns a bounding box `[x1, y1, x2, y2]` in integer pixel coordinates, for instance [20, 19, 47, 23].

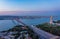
[0, 0, 60, 31]
[0, 0, 60, 11]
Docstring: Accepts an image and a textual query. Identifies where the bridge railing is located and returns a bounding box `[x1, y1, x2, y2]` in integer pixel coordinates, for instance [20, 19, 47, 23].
[15, 18, 60, 39]
[28, 25, 60, 39]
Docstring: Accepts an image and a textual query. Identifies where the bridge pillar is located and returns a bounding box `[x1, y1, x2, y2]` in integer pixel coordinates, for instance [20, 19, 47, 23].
[50, 16, 53, 24]
[14, 18, 60, 39]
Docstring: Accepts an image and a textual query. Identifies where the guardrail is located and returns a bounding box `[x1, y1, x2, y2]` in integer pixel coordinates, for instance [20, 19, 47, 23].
[15, 18, 60, 39]
[28, 25, 60, 39]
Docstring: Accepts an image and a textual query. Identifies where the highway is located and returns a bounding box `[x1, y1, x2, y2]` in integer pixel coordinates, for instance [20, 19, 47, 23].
[15, 18, 60, 39]
[28, 25, 60, 39]
[0, 16, 59, 39]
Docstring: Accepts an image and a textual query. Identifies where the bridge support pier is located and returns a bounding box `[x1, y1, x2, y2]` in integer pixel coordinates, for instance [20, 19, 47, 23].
[14, 18, 60, 39]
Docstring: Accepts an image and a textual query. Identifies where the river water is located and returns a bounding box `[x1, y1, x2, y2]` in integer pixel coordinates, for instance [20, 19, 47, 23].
[0, 12, 60, 31]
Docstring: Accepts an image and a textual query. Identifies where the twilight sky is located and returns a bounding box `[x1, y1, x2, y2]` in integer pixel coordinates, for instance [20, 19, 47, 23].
[0, 0, 60, 11]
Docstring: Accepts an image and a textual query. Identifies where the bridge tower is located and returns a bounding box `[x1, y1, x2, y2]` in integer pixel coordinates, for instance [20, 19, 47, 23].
[50, 16, 53, 24]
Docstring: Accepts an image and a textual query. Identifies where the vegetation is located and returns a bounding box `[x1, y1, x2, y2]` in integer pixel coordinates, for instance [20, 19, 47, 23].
[27, 26, 38, 39]
[36, 23, 60, 36]
[1, 25, 38, 39]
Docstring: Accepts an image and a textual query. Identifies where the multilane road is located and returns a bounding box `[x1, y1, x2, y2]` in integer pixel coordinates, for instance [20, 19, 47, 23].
[28, 25, 60, 39]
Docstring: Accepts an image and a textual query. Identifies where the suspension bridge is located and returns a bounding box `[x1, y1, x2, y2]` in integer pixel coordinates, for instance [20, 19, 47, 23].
[0, 16, 60, 39]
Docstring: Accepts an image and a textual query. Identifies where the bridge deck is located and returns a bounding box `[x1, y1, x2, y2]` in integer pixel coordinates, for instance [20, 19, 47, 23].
[15, 19, 60, 39]
[28, 25, 60, 39]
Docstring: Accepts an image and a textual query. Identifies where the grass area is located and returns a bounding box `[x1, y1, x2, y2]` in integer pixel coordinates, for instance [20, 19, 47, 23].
[36, 23, 60, 36]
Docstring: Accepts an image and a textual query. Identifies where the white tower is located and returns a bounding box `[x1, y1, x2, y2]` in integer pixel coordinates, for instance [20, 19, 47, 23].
[50, 16, 53, 24]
